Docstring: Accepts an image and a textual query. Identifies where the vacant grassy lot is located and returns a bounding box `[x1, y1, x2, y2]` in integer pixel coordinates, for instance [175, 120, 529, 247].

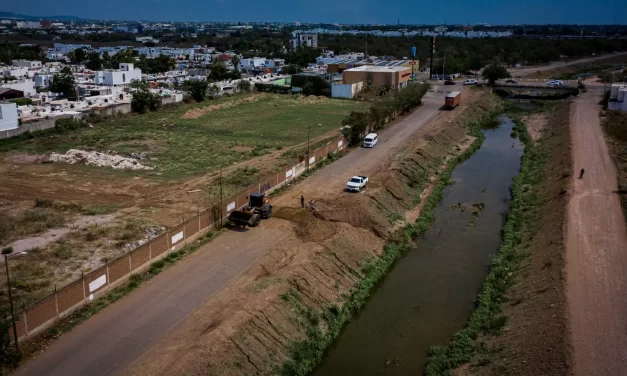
[0, 94, 367, 179]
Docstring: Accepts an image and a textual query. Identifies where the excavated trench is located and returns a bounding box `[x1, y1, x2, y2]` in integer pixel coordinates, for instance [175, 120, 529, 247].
[312, 117, 524, 375]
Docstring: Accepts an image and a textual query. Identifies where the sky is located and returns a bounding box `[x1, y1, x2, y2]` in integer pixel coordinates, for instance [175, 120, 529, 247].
[3, 0, 626, 25]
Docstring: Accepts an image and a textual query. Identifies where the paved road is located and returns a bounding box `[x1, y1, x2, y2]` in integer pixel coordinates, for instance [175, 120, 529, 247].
[14, 86, 448, 376]
[14, 228, 289, 376]
[566, 87, 627, 376]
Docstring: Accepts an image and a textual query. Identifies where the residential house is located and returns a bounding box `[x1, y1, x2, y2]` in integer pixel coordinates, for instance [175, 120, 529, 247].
[0, 102, 19, 131]
[95, 63, 142, 86]
[11, 60, 43, 69]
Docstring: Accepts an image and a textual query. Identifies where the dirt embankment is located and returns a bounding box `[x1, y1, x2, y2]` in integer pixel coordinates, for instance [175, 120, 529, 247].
[515, 53, 627, 79]
[463, 102, 573, 375]
[601, 110, 627, 217]
[124, 92, 504, 376]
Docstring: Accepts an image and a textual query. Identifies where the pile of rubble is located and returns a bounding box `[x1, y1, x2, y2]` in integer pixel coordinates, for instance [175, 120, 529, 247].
[49, 149, 154, 170]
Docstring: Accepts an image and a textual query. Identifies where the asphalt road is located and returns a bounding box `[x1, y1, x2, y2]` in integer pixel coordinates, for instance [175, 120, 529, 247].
[14, 86, 448, 376]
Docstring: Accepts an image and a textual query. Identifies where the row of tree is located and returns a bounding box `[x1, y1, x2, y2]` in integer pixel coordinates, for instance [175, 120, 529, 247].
[342, 83, 431, 145]
[68, 47, 177, 74]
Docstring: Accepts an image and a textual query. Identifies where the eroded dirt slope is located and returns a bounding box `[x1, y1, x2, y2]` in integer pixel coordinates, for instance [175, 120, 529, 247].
[124, 91, 504, 376]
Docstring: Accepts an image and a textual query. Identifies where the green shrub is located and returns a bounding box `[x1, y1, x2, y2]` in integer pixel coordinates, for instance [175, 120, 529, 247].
[9, 98, 33, 106]
[1, 246, 13, 255]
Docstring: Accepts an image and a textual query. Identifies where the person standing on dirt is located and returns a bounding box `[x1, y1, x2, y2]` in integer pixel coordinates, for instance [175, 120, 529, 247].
[579, 168, 585, 179]
[301, 195, 305, 208]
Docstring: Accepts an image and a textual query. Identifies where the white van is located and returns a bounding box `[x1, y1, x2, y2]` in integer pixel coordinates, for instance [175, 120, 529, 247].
[363, 133, 378, 148]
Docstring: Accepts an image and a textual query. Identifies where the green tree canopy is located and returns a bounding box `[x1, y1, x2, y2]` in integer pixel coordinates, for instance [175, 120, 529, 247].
[68, 48, 87, 64]
[482, 60, 511, 85]
[130, 79, 160, 113]
[185, 79, 209, 102]
[85, 52, 102, 71]
[49, 67, 76, 97]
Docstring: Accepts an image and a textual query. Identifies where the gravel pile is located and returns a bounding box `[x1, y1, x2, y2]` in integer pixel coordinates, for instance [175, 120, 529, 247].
[50, 149, 154, 170]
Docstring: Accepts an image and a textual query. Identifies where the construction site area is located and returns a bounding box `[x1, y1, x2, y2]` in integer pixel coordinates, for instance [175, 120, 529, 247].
[2, 52, 627, 376]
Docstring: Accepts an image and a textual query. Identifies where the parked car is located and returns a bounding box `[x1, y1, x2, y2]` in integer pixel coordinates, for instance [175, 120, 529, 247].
[363, 133, 378, 148]
[505, 79, 518, 84]
[463, 79, 478, 85]
[546, 80, 564, 86]
[444, 80, 456, 85]
[346, 176, 368, 192]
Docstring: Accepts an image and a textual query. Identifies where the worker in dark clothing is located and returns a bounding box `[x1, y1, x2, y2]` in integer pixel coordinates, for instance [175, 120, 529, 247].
[301, 195, 305, 208]
[579, 168, 585, 179]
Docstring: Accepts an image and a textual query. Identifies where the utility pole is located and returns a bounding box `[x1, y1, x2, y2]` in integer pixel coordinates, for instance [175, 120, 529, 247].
[4, 255, 18, 352]
[219, 165, 223, 227]
[443, 55, 446, 81]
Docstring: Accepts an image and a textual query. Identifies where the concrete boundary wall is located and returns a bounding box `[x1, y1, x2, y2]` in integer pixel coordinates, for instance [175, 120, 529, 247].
[9, 135, 347, 342]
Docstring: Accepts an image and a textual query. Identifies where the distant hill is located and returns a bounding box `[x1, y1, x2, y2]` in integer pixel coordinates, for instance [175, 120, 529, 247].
[0, 11, 84, 21]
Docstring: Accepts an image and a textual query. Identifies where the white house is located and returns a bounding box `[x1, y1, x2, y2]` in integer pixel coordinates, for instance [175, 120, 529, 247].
[34, 74, 53, 87]
[95, 63, 142, 86]
[0, 66, 29, 79]
[16, 21, 40, 29]
[11, 60, 42, 69]
[1, 80, 36, 96]
[608, 83, 627, 113]
[0, 102, 19, 131]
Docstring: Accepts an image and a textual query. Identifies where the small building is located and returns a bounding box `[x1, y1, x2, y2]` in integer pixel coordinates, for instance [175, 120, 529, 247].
[0, 102, 19, 131]
[291, 33, 318, 49]
[95, 63, 142, 86]
[11, 60, 42, 69]
[34, 74, 52, 87]
[0, 88, 24, 100]
[608, 83, 627, 113]
[342, 65, 412, 90]
[1, 80, 35, 96]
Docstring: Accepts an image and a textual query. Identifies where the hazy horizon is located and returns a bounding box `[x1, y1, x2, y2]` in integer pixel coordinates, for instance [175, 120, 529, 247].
[2, 0, 626, 25]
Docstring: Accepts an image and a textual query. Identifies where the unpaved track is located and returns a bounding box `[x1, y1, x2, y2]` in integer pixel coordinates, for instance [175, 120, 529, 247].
[566, 88, 627, 376]
[512, 52, 627, 77]
[14, 86, 450, 376]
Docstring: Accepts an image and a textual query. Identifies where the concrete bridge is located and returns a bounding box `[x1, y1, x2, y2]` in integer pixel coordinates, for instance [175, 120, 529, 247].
[493, 80, 580, 98]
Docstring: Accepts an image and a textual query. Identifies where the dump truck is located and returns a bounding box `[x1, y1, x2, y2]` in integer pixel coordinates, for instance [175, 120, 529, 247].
[227, 192, 273, 227]
[445, 91, 461, 108]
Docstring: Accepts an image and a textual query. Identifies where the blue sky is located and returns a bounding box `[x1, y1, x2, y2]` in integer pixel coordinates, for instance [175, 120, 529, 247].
[3, 0, 626, 24]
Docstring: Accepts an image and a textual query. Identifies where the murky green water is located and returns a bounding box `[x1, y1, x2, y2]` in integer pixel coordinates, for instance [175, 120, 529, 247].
[312, 117, 524, 375]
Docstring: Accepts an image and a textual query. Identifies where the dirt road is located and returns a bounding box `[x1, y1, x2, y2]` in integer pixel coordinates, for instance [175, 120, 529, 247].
[512, 52, 627, 78]
[566, 88, 627, 376]
[14, 86, 452, 376]
[273, 87, 448, 207]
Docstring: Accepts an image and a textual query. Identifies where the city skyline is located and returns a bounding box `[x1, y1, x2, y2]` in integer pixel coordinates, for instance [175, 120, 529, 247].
[2, 0, 626, 25]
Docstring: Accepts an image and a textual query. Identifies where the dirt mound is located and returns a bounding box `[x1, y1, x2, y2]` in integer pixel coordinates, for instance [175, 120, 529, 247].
[273, 206, 337, 242]
[5, 154, 49, 164]
[180, 95, 261, 119]
[49, 149, 153, 170]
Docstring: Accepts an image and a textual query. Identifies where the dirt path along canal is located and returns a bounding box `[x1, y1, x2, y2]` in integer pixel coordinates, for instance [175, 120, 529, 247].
[312, 117, 524, 375]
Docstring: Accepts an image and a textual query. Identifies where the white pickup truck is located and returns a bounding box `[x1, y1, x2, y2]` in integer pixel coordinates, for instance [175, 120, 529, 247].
[345, 176, 368, 192]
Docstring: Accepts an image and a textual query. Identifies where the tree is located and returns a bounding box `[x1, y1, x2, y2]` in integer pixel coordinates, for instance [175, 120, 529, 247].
[130, 79, 161, 113]
[482, 60, 511, 85]
[282, 64, 302, 75]
[185, 79, 209, 102]
[466, 54, 484, 75]
[49, 67, 76, 97]
[237, 79, 252, 93]
[68, 48, 86, 64]
[231, 55, 240, 72]
[85, 52, 102, 70]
